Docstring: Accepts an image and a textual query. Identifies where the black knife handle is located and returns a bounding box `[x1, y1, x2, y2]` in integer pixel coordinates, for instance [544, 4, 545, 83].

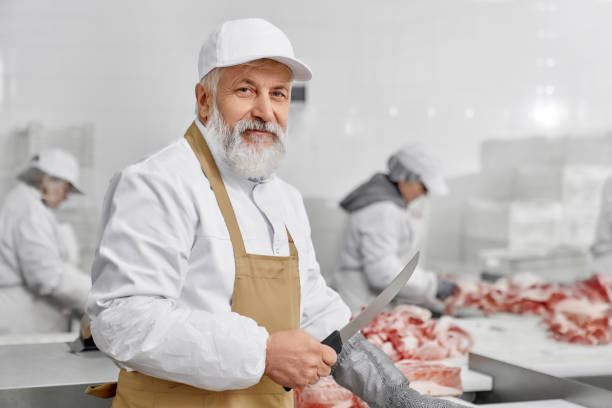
[321, 330, 343, 354]
[283, 330, 344, 392]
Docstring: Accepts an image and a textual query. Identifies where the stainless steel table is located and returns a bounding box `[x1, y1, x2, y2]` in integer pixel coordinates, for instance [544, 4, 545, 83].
[0, 342, 119, 408]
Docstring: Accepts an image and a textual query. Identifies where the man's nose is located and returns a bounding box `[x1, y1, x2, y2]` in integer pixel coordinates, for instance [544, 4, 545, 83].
[251, 93, 275, 124]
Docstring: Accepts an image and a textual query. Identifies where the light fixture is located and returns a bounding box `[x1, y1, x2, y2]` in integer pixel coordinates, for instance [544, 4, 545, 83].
[532, 99, 566, 129]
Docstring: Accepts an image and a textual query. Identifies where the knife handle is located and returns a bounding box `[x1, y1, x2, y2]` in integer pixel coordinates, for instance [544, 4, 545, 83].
[321, 330, 343, 354]
[283, 330, 344, 392]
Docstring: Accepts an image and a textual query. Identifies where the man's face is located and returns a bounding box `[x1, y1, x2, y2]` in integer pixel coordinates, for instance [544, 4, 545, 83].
[195, 60, 293, 180]
[215, 61, 292, 148]
[398, 181, 427, 204]
[40, 174, 71, 209]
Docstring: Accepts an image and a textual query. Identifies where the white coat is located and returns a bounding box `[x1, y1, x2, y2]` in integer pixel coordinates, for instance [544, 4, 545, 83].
[86, 120, 351, 392]
[0, 182, 90, 334]
[335, 199, 437, 315]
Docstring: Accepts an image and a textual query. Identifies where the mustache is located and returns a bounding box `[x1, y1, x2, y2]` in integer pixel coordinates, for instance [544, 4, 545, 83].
[233, 119, 284, 140]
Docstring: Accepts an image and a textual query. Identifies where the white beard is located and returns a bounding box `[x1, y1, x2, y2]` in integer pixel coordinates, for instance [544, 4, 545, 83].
[206, 104, 287, 182]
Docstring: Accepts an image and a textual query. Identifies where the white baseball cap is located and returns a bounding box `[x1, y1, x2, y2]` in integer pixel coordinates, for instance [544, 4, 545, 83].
[387, 143, 449, 196]
[27, 148, 83, 194]
[198, 18, 312, 82]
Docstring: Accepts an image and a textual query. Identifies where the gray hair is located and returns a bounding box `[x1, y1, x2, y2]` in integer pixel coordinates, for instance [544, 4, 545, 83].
[195, 68, 222, 116]
[199, 67, 222, 98]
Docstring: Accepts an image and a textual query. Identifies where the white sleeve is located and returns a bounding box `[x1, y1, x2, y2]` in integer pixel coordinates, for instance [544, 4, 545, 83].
[87, 169, 268, 391]
[359, 204, 436, 303]
[15, 210, 89, 311]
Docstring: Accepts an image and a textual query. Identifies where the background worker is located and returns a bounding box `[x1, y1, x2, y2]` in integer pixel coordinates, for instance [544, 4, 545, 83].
[0, 148, 90, 334]
[335, 143, 458, 314]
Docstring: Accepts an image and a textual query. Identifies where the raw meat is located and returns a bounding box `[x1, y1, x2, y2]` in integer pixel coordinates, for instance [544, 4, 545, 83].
[443, 273, 561, 316]
[362, 305, 473, 361]
[543, 298, 612, 345]
[294, 360, 463, 407]
[293, 375, 367, 408]
[395, 360, 463, 397]
[294, 305, 473, 407]
[444, 273, 612, 345]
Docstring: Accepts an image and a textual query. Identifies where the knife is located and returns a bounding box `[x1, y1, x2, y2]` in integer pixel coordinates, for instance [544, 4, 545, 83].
[322, 251, 420, 354]
[284, 251, 419, 391]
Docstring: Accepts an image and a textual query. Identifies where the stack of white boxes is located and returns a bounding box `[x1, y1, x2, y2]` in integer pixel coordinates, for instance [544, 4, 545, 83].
[456, 134, 612, 283]
[560, 165, 612, 248]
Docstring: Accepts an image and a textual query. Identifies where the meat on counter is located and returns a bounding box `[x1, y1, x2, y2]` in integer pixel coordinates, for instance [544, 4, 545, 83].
[294, 305, 473, 407]
[444, 273, 612, 345]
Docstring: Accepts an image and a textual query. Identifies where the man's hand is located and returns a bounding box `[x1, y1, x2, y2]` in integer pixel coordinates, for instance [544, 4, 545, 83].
[264, 329, 337, 389]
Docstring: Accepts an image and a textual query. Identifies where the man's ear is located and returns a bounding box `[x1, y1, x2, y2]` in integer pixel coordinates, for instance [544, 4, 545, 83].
[195, 83, 212, 125]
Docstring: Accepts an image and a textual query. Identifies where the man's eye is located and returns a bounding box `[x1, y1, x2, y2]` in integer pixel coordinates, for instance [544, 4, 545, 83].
[272, 91, 286, 98]
[237, 87, 252, 94]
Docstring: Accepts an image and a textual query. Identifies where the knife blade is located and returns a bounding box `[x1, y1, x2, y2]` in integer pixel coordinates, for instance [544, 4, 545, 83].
[323, 251, 420, 353]
[283, 252, 420, 391]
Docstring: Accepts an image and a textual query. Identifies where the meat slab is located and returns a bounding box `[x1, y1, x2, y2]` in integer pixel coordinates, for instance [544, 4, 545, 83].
[363, 305, 473, 361]
[294, 305, 472, 407]
[444, 273, 612, 345]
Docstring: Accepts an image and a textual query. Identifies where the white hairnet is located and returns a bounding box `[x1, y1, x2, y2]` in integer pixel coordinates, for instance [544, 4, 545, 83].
[387, 143, 448, 196]
[21, 148, 83, 194]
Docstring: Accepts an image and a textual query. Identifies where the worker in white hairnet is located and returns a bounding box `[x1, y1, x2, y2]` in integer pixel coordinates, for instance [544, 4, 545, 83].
[335, 144, 457, 314]
[0, 148, 90, 334]
[591, 176, 612, 275]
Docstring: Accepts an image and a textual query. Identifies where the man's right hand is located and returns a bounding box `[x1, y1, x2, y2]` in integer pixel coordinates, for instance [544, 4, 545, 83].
[264, 329, 337, 389]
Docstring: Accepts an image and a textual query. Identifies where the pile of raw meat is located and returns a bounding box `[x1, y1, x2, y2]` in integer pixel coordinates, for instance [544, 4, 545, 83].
[294, 376, 367, 408]
[444, 273, 612, 345]
[362, 304, 473, 361]
[294, 305, 473, 407]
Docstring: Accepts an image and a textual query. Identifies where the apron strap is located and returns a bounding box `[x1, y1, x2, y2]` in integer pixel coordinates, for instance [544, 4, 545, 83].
[184, 122, 247, 257]
[287, 229, 298, 257]
[85, 382, 117, 399]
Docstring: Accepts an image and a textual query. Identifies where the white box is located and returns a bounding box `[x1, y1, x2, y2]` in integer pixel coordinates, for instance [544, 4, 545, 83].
[508, 200, 563, 250]
[513, 165, 563, 201]
[561, 164, 612, 207]
[464, 198, 509, 241]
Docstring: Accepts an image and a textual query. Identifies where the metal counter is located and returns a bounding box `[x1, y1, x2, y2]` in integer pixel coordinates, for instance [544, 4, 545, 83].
[469, 353, 612, 408]
[0, 342, 119, 408]
[452, 314, 612, 378]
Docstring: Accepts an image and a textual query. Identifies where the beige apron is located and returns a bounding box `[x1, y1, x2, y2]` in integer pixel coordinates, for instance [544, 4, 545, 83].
[86, 122, 300, 407]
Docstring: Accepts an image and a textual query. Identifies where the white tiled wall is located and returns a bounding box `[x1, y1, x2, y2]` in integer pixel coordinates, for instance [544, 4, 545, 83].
[2, 0, 612, 268]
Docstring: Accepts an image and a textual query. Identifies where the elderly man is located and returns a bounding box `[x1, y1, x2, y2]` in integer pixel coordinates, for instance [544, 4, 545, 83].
[86, 18, 463, 408]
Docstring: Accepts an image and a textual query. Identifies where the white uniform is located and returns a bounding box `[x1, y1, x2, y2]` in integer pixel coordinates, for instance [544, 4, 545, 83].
[0, 182, 90, 334]
[335, 200, 437, 315]
[87, 120, 351, 391]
